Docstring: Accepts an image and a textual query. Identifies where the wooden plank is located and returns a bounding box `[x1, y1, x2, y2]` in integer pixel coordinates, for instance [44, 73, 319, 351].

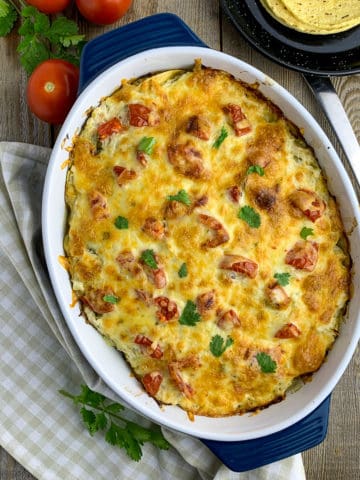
[0, 30, 52, 146]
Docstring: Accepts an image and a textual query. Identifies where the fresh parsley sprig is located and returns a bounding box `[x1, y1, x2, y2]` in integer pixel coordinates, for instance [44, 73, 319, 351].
[0, 2, 85, 73]
[59, 385, 171, 461]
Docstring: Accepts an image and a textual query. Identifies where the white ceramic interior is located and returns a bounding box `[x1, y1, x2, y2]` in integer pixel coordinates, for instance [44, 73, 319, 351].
[42, 47, 360, 441]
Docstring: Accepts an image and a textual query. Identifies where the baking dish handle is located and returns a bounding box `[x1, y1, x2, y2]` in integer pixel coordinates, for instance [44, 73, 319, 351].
[201, 395, 331, 472]
[303, 74, 360, 192]
[79, 13, 207, 91]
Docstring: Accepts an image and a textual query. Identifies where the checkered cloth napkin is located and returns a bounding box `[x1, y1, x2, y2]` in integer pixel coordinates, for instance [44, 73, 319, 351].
[0, 142, 306, 480]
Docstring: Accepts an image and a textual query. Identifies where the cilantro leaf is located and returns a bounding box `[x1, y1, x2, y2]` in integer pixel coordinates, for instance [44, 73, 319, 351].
[256, 352, 277, 373]
[46, 16, 84, 47]
[300, 226, 314, 240]
[210, 335, 234, 357]
[7, 6, 86, 74]
[75, 385, 106, 407]
[103, 294, 119, 304]
[80, 407, 97, 435]
[178, 262, 188, 278]
[213, 126, 228, 148]
[167, 189, 191, 206]
[0, 0, 18, 37]
[274, 272, 291, 286]
[238, 205, 261, 228]
[247, 165, 264, 176]
[59, 385, 170, 462]
[179, 300, 201, 326]
[141, 249, 158, 269]
[17, 36, 49, 74]
[138, 136, 156, 155]
[114, 216, 129, 229]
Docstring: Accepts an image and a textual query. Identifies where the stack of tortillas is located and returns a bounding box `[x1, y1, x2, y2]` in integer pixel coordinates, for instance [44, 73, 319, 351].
[260, 0, 360, 34]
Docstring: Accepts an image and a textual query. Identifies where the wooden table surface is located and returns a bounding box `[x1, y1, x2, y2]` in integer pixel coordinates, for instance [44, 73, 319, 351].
[0, 1, 359, 478]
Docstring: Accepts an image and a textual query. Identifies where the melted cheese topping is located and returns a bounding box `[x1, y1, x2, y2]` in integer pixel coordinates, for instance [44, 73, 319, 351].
[64, 63, 350, 417]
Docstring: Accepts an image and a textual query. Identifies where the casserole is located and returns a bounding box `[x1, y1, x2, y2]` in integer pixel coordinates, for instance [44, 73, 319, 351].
[42, 44, 360, 441]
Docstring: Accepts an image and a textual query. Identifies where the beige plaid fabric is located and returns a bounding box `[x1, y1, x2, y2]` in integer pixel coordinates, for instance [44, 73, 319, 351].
[0, 141, 306, 480]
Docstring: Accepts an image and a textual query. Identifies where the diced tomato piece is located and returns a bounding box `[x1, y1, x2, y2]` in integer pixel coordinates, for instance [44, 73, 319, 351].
[142, 217, 166, 239]
[198, 214, 229, 248]
[223, 103, 252, 137]
[81, 289, 114, 314]
[167, 142, 208, 179]
[142, 371, 163, 396]
[154, 296, 179, 322]
[186, 115, 211, 140]
[168, 356, 200, 399]
[217, 309, 241, 330]
[266, 282, 291, 309]
[88, 191, 109, 220]
[196, 291, 216, 315]
[97, 117, 123, 140]
[228, 185, 241, 203]
[289, 189, 326, 222]
[129, 103, 152, 127]
[220, 254, 258, 279]
[285, 241, 319, 272]
[113, 165, 137, 185]
[275, 323, 301, 339]
[135, 334, 163, 359]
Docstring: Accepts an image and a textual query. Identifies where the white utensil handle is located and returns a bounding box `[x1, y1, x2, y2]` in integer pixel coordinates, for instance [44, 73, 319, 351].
[304, 75, 360, 188]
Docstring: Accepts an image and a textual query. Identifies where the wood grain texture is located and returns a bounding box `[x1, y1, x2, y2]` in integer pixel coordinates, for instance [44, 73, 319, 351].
[0, 1, 359, 478]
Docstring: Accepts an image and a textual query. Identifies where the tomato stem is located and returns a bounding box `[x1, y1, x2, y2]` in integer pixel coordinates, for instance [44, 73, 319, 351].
[44, 82, 56, 93]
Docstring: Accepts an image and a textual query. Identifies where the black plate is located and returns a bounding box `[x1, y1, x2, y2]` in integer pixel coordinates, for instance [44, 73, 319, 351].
[221, 0, 360, 75]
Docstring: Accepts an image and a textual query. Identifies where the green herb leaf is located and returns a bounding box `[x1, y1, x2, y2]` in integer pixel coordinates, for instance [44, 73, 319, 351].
[247, 165, 265, 176]
[46, 16, 81, 44]
[179, 300, 201, 326]
[238, 205, 261, 228]
[103, 294, 119, 304]
[213, 126, 228, 149]
[141, 249, 158, 269]
[80, 407, 97, 435]
[167, 189, 191, 206]
[74, 385, 107, 408]
[274, 272, 291, 286]
[300, 226, 314, 240]
[17, 36, 50, 74]
[256, 352, 277, 373]
[0, 0, 18, 37]
[178, 262, 188, 278]
[210, 335, 234, 357]
[138, 136, 156, 155]
[114, 216, 129, 229]
[60, 385, 170, 462]
[7, 6, 86, 74]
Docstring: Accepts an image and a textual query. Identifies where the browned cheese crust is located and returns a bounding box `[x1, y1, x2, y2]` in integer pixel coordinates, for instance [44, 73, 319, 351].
[64, 62, 351, 417]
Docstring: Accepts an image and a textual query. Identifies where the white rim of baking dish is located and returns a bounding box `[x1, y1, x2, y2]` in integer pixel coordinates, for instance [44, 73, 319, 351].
[42, 46, 360, 441]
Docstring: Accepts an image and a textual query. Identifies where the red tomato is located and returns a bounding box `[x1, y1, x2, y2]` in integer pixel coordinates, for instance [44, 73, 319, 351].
[26, 0, 72, 14]
[27, 60, 79, 124]
[75, 0, 132, 25]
